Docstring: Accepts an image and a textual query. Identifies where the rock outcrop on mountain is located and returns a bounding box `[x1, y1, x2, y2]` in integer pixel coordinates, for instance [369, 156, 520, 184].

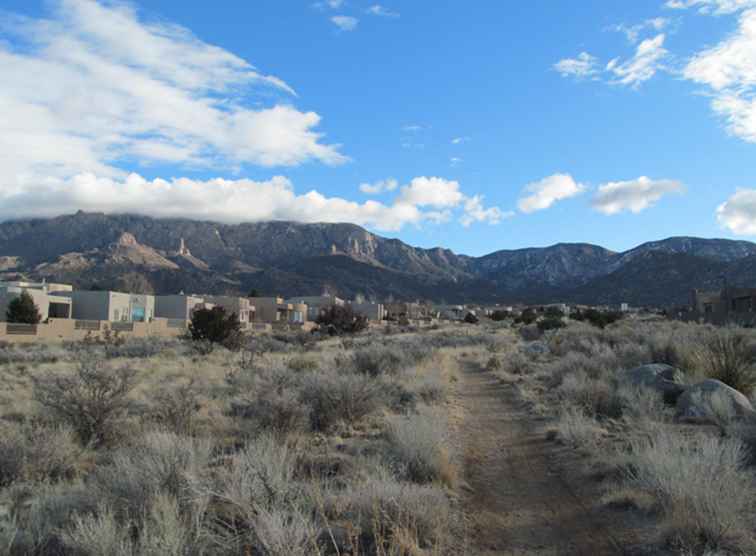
[1, 212, 754, 305]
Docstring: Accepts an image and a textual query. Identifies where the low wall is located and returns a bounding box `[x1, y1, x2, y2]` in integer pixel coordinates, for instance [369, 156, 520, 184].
[0, 318, 188, 343]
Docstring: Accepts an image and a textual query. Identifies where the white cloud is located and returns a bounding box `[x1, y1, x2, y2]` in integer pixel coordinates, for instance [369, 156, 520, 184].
[331, 15, 359, 31]
[367, 5, 400, 17]
[682, 9, 756, 142]
[450, 157, 463, 167]
[360, 178, 398, 194]
[607, 34, 669, 87]
[459, 196, 509, 226]
[609, 18, 670, 43]
[553, 52, 600, 79]
[0, 0, 345, 193]
[451, 136, 470, 144]
[398, 177, 465, 208]
[665, 0, 756, 15]
[517, 174, 586, 213]
[313, 0, 344, 9]
[0, 173, 503, 232]
[717, 189, 756, 234]
[403, 124, 423, 132]
[592, 176, 684, 214]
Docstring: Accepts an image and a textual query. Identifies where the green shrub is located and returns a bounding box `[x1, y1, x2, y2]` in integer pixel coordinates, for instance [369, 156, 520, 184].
[187, 306, 241, 351]
[537, 316, 565, 332]
[316, 305, 368, 335]
[6, 291, 41, 324]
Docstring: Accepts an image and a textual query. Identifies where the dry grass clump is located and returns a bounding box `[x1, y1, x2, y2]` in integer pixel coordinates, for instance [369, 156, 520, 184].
[325, 471, 452, 553]
[302, 370, 386, 432]
[385, 410, 456, 487]
[694, 328, 756, 395]
[554, 406, 606, 448]
[624, 428, 753, 552]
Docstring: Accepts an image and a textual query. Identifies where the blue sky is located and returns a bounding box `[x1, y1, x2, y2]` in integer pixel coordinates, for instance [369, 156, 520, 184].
[1, 0, 756, 255]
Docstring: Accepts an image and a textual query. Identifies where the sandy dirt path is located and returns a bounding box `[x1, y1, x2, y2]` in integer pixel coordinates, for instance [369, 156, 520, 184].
[457, 361, 628, 556]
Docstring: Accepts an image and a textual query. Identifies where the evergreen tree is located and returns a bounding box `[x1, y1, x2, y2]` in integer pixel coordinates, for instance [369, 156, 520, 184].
[6, 291, 42, 324]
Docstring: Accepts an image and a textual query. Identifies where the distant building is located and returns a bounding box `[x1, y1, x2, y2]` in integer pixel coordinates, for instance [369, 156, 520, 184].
[689, 287, 756, 326]
[348, 301, 386, 322]
[204, 295, 254, 327]
[155, 295, 212, 321]
[385, 302, 434, 321]
[434, 304, 465, 321]
[252, 297, 296, 323]
[286, 295, 344, 322]
[0, 282, 73, 321]
[55, 290, 155, 322]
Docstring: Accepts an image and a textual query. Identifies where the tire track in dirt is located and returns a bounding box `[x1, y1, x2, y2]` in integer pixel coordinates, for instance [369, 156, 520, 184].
[457, 361, 626, 555]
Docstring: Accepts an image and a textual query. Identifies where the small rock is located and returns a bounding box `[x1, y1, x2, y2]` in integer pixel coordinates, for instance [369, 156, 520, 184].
[621, 363, 686, 404]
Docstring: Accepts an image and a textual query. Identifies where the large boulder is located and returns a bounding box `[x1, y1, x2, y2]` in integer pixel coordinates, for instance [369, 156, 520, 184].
[676, 379, 756, 423]
[620, 363, 686, 404]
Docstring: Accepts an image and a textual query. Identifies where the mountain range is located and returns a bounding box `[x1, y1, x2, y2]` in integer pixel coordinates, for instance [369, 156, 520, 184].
[0, 211, 753, 307]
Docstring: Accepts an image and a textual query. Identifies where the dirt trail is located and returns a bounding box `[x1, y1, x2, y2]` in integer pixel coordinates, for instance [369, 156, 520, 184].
[457, 362, 626, 556]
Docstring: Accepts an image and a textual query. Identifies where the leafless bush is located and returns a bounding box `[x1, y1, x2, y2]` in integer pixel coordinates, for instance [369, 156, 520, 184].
[63, 506, 132, 556]
[301, 370, 385, 432]
[626, 428, 752, 551]
[147, 382, 202, 436]
[31, 353, 137, 447]
[227, 364, 310, 434]
[385, 410, 456, 487]
[351, 346, 404, 377]
[414, 375, 448, 404]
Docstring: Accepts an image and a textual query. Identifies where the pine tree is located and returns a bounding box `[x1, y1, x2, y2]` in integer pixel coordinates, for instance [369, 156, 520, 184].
[6, 291, 42, 324]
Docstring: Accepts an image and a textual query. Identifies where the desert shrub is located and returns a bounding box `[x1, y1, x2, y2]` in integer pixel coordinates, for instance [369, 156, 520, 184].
[63, 507, 132, 556]
[227, 364, 310, 434]
[0, 343, 66, 366]
[571, 308, 623, 329]
[485, 356, 502, 372]
[326, 472, 451, 552]
[104, 337, 172, 359]
[187, 306, 241, 352]
[352, 346, 403, 377]
[555, 406, 605, 448]
[515, 309, 537, 325]
[32, 353, 137, 447]
[538, 316, 565, 332]
[286, 355, 319, 372]
[91, 432, 212, 521]
[147, 382, 202, 436]
[0, 424, 25, 487]
[696, 328, 756, 394]
[490, 309, 512, 322]
[8, 481, 99, 555]
[626, 429, 752, 551]
[301, 370, 384, 432]
[316, 305, 368, 335]
[413, 375, 448, 404]
[385, 411, 455, 487]
[463, 312, 479, 324]
[558, 371, 623, 419]
[214, 435, 318, 556]
[519, 324, 543, 342]
[500, 351, 531, 375]
[6, 291, 41, 324]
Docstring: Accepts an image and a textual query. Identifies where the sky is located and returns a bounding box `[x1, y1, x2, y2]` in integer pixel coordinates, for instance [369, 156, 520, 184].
[1, 0, 756, 256]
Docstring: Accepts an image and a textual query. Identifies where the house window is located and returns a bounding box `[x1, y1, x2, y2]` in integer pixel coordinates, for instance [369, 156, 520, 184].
[113, 309, 120, 321]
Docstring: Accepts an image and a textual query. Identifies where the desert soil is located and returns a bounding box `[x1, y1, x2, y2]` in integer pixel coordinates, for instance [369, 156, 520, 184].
[455, 360, 638, 556]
